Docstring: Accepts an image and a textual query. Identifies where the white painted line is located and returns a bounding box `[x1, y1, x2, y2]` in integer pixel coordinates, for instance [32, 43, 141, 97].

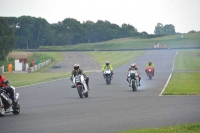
[159, 50, 179, 96]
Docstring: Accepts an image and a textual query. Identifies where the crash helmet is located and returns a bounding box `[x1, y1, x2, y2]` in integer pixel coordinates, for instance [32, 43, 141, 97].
[148, 60, 152, 66]
[106, 61, 109, 66]
[131, 63, 136, 68]
[74, 63, 80, 70]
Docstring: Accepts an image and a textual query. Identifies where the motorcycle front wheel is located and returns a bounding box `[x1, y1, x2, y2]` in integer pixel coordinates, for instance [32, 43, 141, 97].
[0, 108, 5, 117]
[12, 103, 20, 115]
[77, 86, 83, 98]
[132, 80, 137, 91]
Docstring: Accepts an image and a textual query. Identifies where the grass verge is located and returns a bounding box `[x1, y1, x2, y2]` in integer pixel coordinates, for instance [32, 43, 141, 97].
[163, 73, 200, 95]
[87, 51, 145, 69]
[4, 72, 71, 87]
[163, 49, 200, 95]
[116, 123, 200, 133]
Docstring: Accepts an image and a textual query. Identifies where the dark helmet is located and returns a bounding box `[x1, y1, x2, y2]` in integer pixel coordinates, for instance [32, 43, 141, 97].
[74, 63, 80, 70]
[131, 63, 136, 68]
[148, 60, 152, 65]
[106, 61, 109, 65]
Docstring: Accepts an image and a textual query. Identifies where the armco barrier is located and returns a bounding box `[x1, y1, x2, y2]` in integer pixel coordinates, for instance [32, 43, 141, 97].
[29, 59, 51, 73]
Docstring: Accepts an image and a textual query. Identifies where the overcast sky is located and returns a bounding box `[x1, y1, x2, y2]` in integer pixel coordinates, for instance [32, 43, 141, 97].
[0, 0, 200, 34]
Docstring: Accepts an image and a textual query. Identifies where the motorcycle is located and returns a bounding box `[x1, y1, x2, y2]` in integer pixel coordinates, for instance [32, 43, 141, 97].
[146, 66, 153, 80]
[0, 86, 20, 117]
[72, 74, 89, 98]
[103, 68, 112, 85]
[127, 69, 140, 91]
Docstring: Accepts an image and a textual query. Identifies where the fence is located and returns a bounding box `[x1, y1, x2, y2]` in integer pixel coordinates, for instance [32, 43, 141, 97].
[0, 66, 4, 74]
[28, 59, 52, 73]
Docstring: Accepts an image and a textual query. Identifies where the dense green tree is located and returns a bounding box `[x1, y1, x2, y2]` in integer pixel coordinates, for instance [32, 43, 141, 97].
[0, 17, 15, 61]
[154, 23, 164, 35]
[163, 24, 175, 35]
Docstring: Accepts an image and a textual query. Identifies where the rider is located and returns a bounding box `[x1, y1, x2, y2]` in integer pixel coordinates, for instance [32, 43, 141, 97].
[127, 63, 141, 86]
[0, 71, 15, 106]
[70, 63, 90, 90]
[145, 60, 155, 76]
[101, 61, 113, 78]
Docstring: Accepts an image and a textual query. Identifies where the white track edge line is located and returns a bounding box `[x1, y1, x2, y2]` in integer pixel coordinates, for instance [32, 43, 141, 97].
[159, 50, 179, 96]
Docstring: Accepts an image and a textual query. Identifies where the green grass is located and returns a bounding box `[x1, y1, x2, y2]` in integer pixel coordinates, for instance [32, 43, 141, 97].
[39, 32, 200, 50]
[87, 51, 145, 69]
[163, 73, 200, 95]
[116, 123, 200, 133]
[4, 72, 71, 87]
[163, 49, 200, 95]
[174, 50, 200, 70]
[3, 52, 68, 87]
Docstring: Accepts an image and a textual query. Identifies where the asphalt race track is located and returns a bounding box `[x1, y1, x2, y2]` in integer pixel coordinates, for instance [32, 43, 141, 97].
[1, 50, 200, 133]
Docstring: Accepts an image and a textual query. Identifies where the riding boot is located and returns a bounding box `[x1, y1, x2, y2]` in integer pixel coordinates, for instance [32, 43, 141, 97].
[87, 84, 90, 90]
[86, 77, 90, 90]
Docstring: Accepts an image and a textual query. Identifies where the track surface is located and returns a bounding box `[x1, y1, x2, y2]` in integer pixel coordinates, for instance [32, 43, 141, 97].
[1, 50, 200, 133]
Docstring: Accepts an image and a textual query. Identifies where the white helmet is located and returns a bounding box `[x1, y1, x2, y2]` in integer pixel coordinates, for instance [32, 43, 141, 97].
[131, 63, 136, 68]
[106, 61, 109, 65]
[74, 63, 80, 70]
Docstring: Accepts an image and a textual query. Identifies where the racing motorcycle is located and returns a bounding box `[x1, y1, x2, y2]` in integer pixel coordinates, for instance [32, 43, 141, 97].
[0, 86, 20, 117]
[72, 74, 89, 98]
[103, 68, 112, 85]
[146, 66, 153, 80]
[127, 69, 140, 91]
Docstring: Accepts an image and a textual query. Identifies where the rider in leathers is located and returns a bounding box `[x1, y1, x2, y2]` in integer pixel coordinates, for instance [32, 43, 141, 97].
[127, 63, 141, 86]
[102, 61, 113, 78]
[0, 72, 15, 105]
[70, 63, 90, 90]
[145, 60, 155, 76]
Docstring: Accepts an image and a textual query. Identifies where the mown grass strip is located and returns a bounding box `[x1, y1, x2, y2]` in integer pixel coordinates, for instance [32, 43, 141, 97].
[5, 72, 71, 87]
[163, 49, 200, 95]
[116, 123, 200, 133]
[163, 73, 200, 95]
[174, 49, 200, 70]
[87, 51, 145, 69]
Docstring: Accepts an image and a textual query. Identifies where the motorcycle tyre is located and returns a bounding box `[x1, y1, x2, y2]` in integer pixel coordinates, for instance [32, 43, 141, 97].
[83, 91, 88, 97]
[106, 76, 110, 85]
[0, 108, 5, 117]
[12, 103, 20, 115]
[148, 72, 152, 80]
[132, 80, 137, 91]
[77, 86, 83, 98]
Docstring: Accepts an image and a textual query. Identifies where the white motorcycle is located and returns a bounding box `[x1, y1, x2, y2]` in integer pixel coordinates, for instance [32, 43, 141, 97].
[127, 70, 140, 91]
[72, 74, 89, 98]
[0, 86, 20, 117]
[104, 68, 112, 85]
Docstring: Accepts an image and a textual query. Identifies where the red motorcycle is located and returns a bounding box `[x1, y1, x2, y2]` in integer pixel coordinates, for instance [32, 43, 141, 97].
[146, 66, 154, 80]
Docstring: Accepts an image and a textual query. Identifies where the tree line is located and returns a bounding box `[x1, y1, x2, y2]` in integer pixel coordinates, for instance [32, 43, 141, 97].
[1, 15, 181, 61]
[2, 16, 178, 49]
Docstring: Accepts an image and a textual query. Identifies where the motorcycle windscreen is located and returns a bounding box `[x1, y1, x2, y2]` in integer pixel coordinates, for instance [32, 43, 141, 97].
[130, 73, 136, 79]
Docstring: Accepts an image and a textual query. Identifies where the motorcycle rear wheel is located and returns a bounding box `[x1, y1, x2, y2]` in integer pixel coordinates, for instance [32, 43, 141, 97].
[148, 72, 152, 80]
